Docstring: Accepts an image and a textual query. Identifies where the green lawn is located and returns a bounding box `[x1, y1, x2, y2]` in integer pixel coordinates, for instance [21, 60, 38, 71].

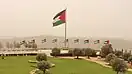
[0, 56, 131, 74]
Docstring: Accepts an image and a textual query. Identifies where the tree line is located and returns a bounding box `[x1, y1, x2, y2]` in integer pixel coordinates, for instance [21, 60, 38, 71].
[0, 40, 37, 49]
[50, 44, 132, 74]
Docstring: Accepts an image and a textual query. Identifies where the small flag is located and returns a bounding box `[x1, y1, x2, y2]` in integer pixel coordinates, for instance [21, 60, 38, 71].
[53, 9, 66, 27]
[84, 39, 89, 44]
[20, 42, 23, 45]
[63, 39, 69, 43]
[20, 40, 27, 45]
[32, 39, 35, 43]
[66, 39, 68, 42]
[74, 39, 79, 43]
[104, 40, 109, 44]
[52, 39, 57, 43]
[42, 39, 46, 43]
[94, 40, 100, 44]
[28, 41, 32, 43]
[22, 40, 26, 44]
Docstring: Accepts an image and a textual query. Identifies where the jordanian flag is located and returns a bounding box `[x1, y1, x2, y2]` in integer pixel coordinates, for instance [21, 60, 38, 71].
[94, 40, 100, 44]
[84, 39, 89, 44]
[53, 9, 66, 27]
[104, 40, 110, 44]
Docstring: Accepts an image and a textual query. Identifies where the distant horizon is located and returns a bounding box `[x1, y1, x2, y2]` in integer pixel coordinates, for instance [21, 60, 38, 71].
[0, 34, 131, 40]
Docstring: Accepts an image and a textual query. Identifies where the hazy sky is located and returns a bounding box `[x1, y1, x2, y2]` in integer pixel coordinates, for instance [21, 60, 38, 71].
[0, 0, 132, 39]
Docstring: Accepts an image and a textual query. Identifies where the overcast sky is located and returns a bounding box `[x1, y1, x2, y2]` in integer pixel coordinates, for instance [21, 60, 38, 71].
[0, 0, 132, 39]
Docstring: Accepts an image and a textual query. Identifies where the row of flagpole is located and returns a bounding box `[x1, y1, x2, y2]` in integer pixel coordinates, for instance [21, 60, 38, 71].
[41, 39, 110, 48]
[18, 39, 110, 48]
[20, 39, 109, 44]
[42, 39, 110, 44]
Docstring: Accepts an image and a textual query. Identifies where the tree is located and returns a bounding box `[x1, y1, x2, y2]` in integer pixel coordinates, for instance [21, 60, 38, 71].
[34, 70, 44, 74]
[68, 49, 73, 54]
[30, 53, 54, 74]
[51, 48, 60, 57]
[37, 61, 51, 74]
[72, 48, 83, 59]
[68, 49, 74, 56]
[13, 42, 21, 48]
[36, 53, 47, 61]
[32, 43, 37, 49]
[0, 42, 3, 59]
[112, 58, 128, 74]
[114, 51, 123, 58]
[21, 41, 29, 48]
[0, 42, 3, 49]
[16, 42, 21, 48]
[9, 43, 13, 49]
[27, 43, 32, 48]
[13, 41, 17, 48]
[84, 48, 93, 59]
[123, 52, 131, 61]
[105, 53, 117, 65]
[34, 69, 51, 74]
[101, 44, 113, 58]
[6, 42, 10, 49]
[128, 56, 132, 65]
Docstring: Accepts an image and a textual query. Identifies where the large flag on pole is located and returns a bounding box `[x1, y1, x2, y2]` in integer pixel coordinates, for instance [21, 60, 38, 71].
[104, 40, 110, 44]
[53, 9, 66, 27]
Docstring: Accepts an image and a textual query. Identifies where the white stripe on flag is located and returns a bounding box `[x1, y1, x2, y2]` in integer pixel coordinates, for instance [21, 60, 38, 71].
[53, 17, 60, 23]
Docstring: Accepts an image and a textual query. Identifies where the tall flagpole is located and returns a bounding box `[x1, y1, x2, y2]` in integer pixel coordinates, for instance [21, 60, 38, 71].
[64, 22, 67, 48]
[64, 8, 67, 48]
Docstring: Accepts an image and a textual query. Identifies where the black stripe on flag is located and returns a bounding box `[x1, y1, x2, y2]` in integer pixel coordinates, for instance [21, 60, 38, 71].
[74, 39, 79, 43]
[84, 39, 89, 44]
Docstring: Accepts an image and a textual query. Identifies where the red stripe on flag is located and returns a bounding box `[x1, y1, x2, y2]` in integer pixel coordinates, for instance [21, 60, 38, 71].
[59, 11, 66, 22]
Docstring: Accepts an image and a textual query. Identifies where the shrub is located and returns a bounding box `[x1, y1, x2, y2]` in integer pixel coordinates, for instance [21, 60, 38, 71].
[68, 49, 73, 54]
[32, 43, 37, 49]
[109, 58, 116, 66]
[111, 58, 128, 74]
[91, 50, 98, 57]
[36, 53, 47, 61]
[72, 48, 83, 59]
[63, 48, 69, 50]
[84, 48, 93, 59]
[128, 56, 132, 64]
[123, 52, 131, 61]
[34, 69, 43, 74]
[37, 61, 51, 74]
[114, 51, 123, 58]
[106, 53, 116, 62]
[50, 53, 72, 56]
[51, 48, 60, 57]
[101, 44, 113, 58]
[16, 43, 21, 48]
[105, 53, 117, 64]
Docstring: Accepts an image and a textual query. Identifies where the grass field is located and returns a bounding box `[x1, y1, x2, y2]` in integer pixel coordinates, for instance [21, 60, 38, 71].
[0, 56, 131, 74]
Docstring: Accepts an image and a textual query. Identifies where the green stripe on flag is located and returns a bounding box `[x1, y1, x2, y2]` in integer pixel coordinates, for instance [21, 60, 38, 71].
[53, 20, 65, 27]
